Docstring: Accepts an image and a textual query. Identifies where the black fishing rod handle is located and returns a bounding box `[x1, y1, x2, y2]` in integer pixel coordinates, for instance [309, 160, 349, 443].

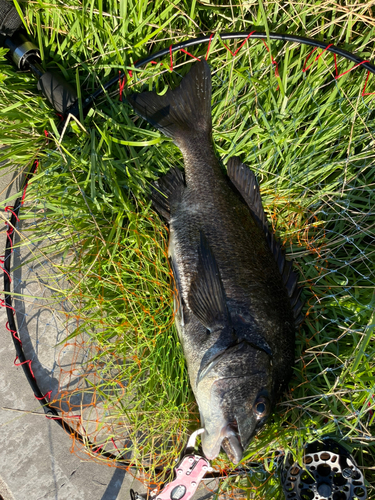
[36, 70, 78, 116]
[0, 0, 21, 38]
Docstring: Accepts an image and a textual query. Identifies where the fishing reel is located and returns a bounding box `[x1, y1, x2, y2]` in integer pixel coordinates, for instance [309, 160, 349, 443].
[280, 439, 367, 500]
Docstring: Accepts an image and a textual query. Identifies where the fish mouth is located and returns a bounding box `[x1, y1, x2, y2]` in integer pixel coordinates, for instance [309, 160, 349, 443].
[199, 377, 269, 463]
[202, 421, 244, 464]
[220, 422, 243, 464]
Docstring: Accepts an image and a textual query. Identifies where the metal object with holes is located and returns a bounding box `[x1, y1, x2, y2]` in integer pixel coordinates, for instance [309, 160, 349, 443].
[280, 439, 367, 500]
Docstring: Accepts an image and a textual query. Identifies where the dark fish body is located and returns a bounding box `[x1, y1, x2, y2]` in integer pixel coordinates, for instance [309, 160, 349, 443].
[128, 61, 302, 463]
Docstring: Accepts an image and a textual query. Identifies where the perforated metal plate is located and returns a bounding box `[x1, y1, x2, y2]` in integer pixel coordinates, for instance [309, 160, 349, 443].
[281, 440, 367, 500]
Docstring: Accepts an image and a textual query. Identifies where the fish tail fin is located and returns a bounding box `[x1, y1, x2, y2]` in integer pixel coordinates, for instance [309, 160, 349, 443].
[128, 59, 212, 146]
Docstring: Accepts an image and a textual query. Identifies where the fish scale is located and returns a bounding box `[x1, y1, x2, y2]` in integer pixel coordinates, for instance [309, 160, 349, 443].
[128, 59, 302, 464]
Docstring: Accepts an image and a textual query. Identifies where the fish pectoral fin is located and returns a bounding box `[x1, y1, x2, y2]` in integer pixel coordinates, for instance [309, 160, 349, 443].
[227, 157, 303, 326]
[243, 335, 272, 357]
[197, 340, 241, 384]
[188, 231, 230, 331]
[231, 318, 272, 357]
[151, 167, 185, 221]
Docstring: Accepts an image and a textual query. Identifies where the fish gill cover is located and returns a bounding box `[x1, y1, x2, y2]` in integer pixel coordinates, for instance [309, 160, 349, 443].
[1, 1, 375, 498]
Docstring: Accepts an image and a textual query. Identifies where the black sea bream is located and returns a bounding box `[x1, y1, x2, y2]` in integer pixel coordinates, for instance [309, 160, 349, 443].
[128, 60, 303, 464]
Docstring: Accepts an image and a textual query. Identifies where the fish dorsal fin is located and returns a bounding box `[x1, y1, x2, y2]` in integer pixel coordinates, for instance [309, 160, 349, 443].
[227, 157, 303, 325]
[188, 231, 230, 332]
[151, 167, 185, 221]
[227, 156, 268, 231]
[128, 59, 212, 147]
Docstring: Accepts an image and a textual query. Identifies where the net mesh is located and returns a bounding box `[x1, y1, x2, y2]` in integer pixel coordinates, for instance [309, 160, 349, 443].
[3, 36, 375, 498]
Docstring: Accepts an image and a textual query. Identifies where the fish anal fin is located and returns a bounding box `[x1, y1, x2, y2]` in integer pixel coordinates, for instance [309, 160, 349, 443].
[188, 231, 229, 331]
[151, 167, 185, 221]
[169, 253, 185, 338]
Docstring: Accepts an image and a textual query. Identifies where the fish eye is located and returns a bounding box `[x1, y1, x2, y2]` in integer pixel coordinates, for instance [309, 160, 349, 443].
[253, 396, 269, 419]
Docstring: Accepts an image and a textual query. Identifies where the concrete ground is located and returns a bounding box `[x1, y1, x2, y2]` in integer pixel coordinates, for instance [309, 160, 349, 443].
[0, 165, 218, 500]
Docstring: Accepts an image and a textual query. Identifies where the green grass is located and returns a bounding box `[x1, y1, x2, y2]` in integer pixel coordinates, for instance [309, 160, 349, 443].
[1, 1, 375, 498]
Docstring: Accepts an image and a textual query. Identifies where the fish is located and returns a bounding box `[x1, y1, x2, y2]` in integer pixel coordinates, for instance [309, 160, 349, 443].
[128, 60, 303, 464]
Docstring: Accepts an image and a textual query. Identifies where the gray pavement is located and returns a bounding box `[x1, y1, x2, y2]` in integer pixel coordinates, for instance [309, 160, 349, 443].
[0, 165, 219, 500]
